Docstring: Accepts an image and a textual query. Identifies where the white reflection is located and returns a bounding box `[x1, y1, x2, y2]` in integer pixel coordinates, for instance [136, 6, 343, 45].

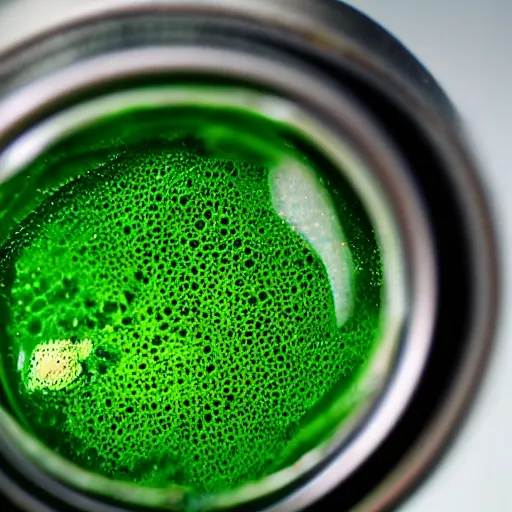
[17, 350, 25, 371]
[269, 160, 353, 326]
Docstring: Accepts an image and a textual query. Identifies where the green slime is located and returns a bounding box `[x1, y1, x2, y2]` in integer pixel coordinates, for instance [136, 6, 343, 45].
[0, 135, 381, 493]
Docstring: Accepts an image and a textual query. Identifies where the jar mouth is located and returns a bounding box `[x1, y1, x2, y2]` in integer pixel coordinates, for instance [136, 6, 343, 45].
[0, 48, 433, 512]
[0, 1, 500, 512]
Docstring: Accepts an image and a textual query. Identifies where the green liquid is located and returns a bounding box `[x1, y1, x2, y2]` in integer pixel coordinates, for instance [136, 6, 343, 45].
[0, 135, 381, 493]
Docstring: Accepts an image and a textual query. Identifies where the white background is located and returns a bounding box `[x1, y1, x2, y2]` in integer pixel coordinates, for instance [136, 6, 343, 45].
[347, 1, 511, 510]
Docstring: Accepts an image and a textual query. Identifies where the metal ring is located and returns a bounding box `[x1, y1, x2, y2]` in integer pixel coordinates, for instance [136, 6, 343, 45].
[0, 1, 498, 511]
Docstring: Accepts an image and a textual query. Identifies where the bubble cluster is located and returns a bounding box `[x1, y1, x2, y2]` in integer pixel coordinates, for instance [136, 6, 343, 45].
[0, 139, 382, 492]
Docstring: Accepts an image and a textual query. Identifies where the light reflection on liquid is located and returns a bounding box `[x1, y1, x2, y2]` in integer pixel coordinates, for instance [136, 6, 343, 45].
[269, 160, 353, 326]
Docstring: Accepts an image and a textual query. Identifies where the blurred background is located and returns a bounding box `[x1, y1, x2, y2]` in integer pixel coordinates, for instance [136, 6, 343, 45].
[348, 0, 511, 510]
[0, 0, 509, 510]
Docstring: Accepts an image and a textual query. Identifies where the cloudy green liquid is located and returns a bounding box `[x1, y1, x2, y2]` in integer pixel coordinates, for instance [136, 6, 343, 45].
[0, 130, 382, 493]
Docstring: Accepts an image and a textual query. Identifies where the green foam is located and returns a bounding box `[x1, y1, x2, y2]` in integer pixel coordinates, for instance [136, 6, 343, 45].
[0, 137, 382, 494]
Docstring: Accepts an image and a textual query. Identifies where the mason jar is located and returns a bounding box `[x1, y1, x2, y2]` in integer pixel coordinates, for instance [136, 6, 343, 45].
[0, 1, 498, 511]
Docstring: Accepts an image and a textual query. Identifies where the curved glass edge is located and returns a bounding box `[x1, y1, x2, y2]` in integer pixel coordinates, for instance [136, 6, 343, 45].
[0, 86, 407, 511]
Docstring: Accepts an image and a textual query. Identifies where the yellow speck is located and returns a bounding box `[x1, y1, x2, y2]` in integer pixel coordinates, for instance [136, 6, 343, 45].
[27, 339, 93, 391]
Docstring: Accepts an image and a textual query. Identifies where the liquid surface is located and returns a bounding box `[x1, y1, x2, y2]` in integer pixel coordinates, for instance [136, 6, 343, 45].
[0, 139, 381, 493]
